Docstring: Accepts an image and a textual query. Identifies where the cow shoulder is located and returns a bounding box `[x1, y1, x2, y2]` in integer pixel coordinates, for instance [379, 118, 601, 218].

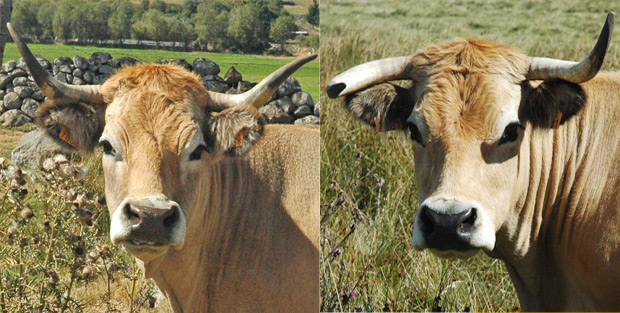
[344, 82, 414, 132]
[521, 80, 586, 128]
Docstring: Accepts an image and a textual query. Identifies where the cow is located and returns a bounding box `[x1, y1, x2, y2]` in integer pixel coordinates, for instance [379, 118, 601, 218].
[326, 13, 620, 311]
[8, 25, 319, 312]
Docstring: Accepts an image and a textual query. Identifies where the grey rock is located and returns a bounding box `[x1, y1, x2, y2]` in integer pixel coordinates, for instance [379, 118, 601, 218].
[2, 60, 16, 72]
[98, 65, 115, 74]
[90, 52, 112, 65]
[52, 65, 59, 76]
[5, 84, 13, 94]
[109, 57, 141, 68]
[72, 77, 85, 85]
[10, 69, 28, 78]
[155, 58, 168, 64]
[294, 115, 320, 125]
[14, 86, 33, 98]
[224, 66, 242, 86]
[36, 56, 52, 70]
[83, 71, 95, 84]
[95, 74, 110, 84]
[0, 109, 32, 127]
[169, 59, 192, 72]
[225, 88, 240, 94]
[31, 90, 46, 101]
[0, 75, 12, 88]
[0, 90, 5, 101]
[314, 102, 320, 117]
[16, 58, 28, 71]
[4, 93, 22, 109]
[66, 75, 73, 83]
[291, 91, 314, 108]
[237, 80, 254, 92]
[72, 68, 84, 78]
[59, 64, 72, 73]
[21, 98, 40, 117]
[201, 75, 225, 83]
[12, 77, 28, 87]
[88, 62, 100, 72]
[259, 103, 295, 124]
[294, 105, 312, 118]
[203, 80, 230, 93]
[73, 55, 89, 70]
[11, 129, 72, 168]
[193, 58, 219, 76]
[276, 77, 301, 98]
[54, 73, 68, 84]
[54, 57, 72, 66]
[272, 97, 295, 114]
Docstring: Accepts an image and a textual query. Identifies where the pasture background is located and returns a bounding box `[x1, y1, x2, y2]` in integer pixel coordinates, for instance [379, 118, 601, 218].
[320, 0, 620, 311]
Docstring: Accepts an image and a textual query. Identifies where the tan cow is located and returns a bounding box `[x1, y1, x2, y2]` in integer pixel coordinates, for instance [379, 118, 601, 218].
[8, 25, 319, 312]
[327, 13, 620, 311]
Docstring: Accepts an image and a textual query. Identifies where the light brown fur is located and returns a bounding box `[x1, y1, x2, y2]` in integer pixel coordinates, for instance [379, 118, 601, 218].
[342, 39, 620, 311]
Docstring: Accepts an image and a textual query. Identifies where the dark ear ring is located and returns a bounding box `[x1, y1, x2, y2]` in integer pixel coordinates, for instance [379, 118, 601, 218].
[344, 82, 414, 131]
[204, 106, 265, 156]
[520, 80, 586, 128]
[36, 100, 106, 152]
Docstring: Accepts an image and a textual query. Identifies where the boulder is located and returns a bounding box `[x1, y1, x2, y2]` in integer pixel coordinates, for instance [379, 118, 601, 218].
[21, 98, 39, 117]
[271, 96, 295, 114]
[14, 86, 33, 98]
[314, 102, 320, 117]
[0, 75, 12, 88]
[98, 65, 115, 74]
[31, 90, 46, 101]
[291, 91, 314, 108]
[0, 109, 32, 127]
[16, 58, 29, 71]
[53, 57, 72, 66]
[83, 71, 95, 84]
[72, 68, 84, 78]
[12, 77, 29, 87]
[294, 115, 320, 125]
[202, 80, 230, 93]
[2, 60, 16, 72]
[223, 66, 242, 86]
[59, 64, 72, 74]
[193, 58, 219, 76]
[88, 61, 100, 72]
[54, 73, 68, 84]
[72, 77, 85, 85]
[73, 55, 89, 70]
[109, 57, 141, 68]
[3, 92, 22, 110]
[11, 129, 71, 168]
[201, 75, 225, 83]
[276, 77, 302, 98]
[155, 58, 168, 64]
[237, 80, 254, 92]
[259, 103, 294, 124]
[35, 56, 52, 70]
[90, 52, 112, 65]
[169, 59, 192, 72]
[293, 105, 313, 118]
[94, 74, 111, 84]
[9, 69, 28, 78]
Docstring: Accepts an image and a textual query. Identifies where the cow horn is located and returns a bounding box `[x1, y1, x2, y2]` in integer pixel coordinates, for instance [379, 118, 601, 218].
[209, 54, 317, 108]
[7, 23, 104, 104]
[526, 12, 615, 83]
[325, 56, 414, 98]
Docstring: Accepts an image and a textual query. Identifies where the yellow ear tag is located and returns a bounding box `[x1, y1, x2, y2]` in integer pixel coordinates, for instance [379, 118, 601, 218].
[59, 126, 79, 149]
[552, 111, 563, 129]
[232, 131, 245, 148]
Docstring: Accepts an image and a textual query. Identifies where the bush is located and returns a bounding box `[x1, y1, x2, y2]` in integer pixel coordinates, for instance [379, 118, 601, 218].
[298, 34, 318, 49]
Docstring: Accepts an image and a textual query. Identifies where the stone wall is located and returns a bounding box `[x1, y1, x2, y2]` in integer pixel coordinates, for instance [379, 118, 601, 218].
[0, 53, 319, 127]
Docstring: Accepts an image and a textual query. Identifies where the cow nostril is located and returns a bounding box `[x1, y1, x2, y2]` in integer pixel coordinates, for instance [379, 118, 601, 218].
[420, 206, 434, 234]
[457, 208, 477, 235]
[125, 203, 140, 224]
[163, 207, 179, 228]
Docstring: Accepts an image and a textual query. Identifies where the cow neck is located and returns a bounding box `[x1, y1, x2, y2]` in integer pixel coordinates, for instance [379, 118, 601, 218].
[493, 75, 620, 310]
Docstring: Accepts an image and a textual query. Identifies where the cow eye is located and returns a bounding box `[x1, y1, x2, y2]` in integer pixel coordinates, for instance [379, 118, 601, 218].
[189, 145, 206, 161]
[99, 140, 116, 156]
[499, 122, 522, 145]
[408, 123, 425, 147]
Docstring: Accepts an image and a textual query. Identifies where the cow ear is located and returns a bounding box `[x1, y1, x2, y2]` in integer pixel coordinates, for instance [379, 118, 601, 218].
[36, 100, 106, 152]
[343, 82, 414, 132]
[520, 80, 586, 129]
[204, 106, 264, 156]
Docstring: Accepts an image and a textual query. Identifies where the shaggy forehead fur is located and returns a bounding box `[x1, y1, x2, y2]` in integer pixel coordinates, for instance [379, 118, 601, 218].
[412, 39, 527, 141]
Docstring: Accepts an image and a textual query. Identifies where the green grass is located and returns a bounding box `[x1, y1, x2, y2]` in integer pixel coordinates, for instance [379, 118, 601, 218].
[2, 42, 319, 102]
[320, 0, 620, 311]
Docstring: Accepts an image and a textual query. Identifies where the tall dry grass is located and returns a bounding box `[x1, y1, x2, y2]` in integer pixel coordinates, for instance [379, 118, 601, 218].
[320, 0, 619, 311]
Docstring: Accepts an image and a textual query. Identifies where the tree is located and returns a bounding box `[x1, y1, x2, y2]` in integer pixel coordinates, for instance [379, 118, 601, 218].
[132, 9, 169, 47]
[270, 15, 296, 53]
[88, 1, 113, 42]
[108, 1, 135, 45]
[0, 0, 12, 65]
[52, 1, 74, 41]
[36, 2, 55, 37]
[307, 0, 318, 27]
[10, 0, 39, 37]
[167, 16, 196, 50]
[193, 1, 230, 51]
[227, 3, 268, 53]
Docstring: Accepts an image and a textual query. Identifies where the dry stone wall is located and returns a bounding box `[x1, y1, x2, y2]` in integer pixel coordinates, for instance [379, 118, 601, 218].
[0, 53, 319, 127]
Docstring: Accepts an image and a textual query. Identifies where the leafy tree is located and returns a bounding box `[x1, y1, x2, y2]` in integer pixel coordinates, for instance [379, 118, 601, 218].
[150, 0, 167, 13]
[270, 15, 297, 53]
[307, 0, 319, 27]
[36, 2, 55, 37]
[168, 15, 196, 49]
[88, 1, 113, 42]
[69, 3, 90, 43]
[227, 3, 268, 53]
[193, 0, 230, 51]
[52, 0, 75, 41]
[11, 0, 40, 37]
[132, 9, 169, 46]
[108, 1, 136, 44]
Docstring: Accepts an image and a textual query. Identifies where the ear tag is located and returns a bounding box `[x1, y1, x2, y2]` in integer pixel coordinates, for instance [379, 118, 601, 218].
[232, 131, 245, 148]
[552, 111, 563, 129]
[59, 126, 79, 149]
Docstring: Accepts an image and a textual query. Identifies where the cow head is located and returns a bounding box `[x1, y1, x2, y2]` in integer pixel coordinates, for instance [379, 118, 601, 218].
[8, 25, 316, 262]
[326, 13, 614, 258]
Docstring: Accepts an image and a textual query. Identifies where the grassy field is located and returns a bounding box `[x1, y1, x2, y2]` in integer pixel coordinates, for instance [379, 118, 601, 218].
[320, 0, 620, 312]
[1, 43, 319, 102]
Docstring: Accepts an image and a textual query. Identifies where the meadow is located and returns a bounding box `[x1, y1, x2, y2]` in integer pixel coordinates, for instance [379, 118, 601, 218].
[320, 0, 620, 311]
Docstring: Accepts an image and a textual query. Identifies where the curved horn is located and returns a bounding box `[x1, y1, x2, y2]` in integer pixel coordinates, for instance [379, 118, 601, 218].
[325, 56, 414, 98]
[526, 12, 615, 83]
[7, 23, 104, 104]
[209, 54, 317, 108]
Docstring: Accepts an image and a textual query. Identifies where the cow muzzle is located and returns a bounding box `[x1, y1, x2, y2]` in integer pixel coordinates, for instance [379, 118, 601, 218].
[412, 198, 495, 258]
[110, 195, 187, 261]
